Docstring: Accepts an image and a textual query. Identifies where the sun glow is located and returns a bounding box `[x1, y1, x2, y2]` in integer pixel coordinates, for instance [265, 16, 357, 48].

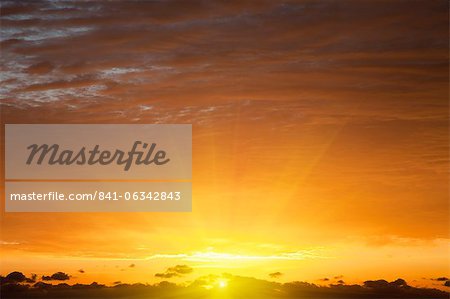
[218, 279, 228, 288]
[147, 250, 322, 262]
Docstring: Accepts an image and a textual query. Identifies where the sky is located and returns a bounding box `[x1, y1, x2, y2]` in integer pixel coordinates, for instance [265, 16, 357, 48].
[0, 0, 449, 295]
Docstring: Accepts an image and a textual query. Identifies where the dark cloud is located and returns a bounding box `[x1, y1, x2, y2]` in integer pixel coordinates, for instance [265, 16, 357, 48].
[364, 278, 408, 289]
[155, 265, 193, 279]
[155, 272, 179, 279]
[167, 265, 193, 275]
[27, 274, 38, 283]
[1, 272, 37, 285]
[445, 281, 450, 287]
[129, 264, 135, 268]
[319, 278, 330, 282]
[432, 277, 449, 281]
[42, 272, 70, 281]
[78, 269, 85, 274]
[269, 272, 283, 279]
[4, 271, 27, 283]
[1, 274, 448, 299]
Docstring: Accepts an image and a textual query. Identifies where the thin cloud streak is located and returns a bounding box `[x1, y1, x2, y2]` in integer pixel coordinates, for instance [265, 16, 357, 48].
[147, 249, 326, 262]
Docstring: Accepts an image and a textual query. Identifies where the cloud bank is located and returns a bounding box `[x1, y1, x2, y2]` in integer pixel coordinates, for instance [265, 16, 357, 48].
[1, 271, 448, 299]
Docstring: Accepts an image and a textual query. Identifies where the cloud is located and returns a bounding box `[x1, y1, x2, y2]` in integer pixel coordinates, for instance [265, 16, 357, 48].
[269, 272, 283, 279]
[1, 272, 36, 284]
[129, 264, 135, 268]
[78, 269, 85, 274]
[1, 274, 448, 299]
[1, 0, 447, 123]
[155, 272, 179, 279]
[364, 278, 408, 289]
[27, 274, 37, 283]
[0, 240, 20, 245]
[432, 277, 449, 281]
[147, 250, 323, 262]
[42, 272, 70, 281]
[167, 265, 193, 275]
[26, 61, 54, 75]
[155, 265, 193, 279]
[4, 271, 27, 283]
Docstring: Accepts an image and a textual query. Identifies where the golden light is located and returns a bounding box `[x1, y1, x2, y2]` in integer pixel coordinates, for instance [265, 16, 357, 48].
[218, 279, 228, 288]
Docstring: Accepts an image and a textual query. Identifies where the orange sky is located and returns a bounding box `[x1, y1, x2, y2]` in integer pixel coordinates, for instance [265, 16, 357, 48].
[0, 0, 449, 291]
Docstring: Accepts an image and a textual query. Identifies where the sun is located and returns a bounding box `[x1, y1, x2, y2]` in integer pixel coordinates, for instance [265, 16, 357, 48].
[218, 279, 228, 288]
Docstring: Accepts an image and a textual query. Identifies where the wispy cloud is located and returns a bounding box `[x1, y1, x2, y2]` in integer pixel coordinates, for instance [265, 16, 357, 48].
[147, 249, 325, 262]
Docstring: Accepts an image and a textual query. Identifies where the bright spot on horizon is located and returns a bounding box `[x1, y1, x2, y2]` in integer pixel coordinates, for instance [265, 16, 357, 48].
[218, 279, 228, 288]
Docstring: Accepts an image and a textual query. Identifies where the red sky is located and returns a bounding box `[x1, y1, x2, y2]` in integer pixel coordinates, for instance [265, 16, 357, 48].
[0, 0, 449, 291]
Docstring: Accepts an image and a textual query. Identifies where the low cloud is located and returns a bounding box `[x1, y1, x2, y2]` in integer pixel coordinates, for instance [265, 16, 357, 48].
[1, 274, 448, 299]
[155, 272, 178, 279]
[28, 274, 37, 283]
[3, 272, 27, 283]
[431, 277, 450, 288]
[155, 265, 193, 279]
[1, 272, 36, 284]
[269, 272, 283, 279]
[42, 272, 70, 281]
[167, 265, 193, 275]
[432, 277, 449, 281]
